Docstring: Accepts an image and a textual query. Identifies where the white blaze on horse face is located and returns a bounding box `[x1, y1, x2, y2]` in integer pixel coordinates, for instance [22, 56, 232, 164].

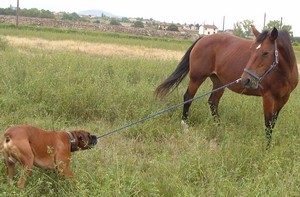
[256, 44, 261, 50]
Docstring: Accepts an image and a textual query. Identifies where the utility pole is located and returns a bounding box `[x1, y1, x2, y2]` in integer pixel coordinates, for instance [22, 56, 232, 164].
[16, 0, 19, 28]
[222, 16, 225, 32]
[263, 13, 266, 30]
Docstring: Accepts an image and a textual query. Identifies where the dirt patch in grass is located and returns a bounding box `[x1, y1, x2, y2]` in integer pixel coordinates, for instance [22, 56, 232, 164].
[5, 36, 183, 61]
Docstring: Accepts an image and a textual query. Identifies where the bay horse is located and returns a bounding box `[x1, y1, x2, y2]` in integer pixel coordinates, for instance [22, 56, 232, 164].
[155, 26, 298, 147]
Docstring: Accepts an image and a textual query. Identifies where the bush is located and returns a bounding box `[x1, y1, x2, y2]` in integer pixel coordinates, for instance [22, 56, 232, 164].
[167, 24, 179, 31]
[61, 12, 81, 21]
[110, 18, 121, 26]
[133, 21, 144, 28]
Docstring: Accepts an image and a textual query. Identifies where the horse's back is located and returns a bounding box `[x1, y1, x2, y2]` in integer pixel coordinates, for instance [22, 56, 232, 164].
[189, 33, 252, 85]
[193, 33, 250, 50]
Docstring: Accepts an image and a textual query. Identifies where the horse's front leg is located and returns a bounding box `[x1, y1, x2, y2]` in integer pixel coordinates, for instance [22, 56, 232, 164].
[265, 111, 279, 148]
[263, 95, 285, 149]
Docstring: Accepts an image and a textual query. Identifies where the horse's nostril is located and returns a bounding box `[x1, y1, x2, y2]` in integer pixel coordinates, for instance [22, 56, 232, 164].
[241, 78, 250, 86]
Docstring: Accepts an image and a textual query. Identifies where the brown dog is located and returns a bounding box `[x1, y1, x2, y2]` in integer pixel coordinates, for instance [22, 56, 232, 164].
[0, 125, 97, 189]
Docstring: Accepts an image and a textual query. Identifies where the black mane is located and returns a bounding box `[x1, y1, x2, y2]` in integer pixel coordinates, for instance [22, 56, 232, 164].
[256, 30, 269, 42]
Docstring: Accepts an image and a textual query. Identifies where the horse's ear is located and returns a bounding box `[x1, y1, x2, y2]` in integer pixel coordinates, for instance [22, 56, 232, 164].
[251, 25, 260, 37]
[269, 27, 278, 42]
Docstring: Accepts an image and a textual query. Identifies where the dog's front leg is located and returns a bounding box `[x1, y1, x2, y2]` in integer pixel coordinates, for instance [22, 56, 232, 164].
[56, 159, 74, 178]
[60, 166, 74, 178]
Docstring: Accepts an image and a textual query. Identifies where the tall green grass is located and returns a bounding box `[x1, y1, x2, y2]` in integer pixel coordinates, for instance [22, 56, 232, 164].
[0, 27, 300, 196]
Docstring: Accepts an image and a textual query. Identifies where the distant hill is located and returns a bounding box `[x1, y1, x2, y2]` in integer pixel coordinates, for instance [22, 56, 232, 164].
[78, 10, 117, 17]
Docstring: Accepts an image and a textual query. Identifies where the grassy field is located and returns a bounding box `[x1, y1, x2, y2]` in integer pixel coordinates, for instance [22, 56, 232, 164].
[0, 25, 300, 196]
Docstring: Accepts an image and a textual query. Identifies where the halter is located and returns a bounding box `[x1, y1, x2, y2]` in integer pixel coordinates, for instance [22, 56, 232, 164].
[243, 40, 278, 88]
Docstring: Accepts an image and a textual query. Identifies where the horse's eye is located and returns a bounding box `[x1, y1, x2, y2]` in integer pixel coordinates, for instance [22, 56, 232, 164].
[262, 52, 269, 57]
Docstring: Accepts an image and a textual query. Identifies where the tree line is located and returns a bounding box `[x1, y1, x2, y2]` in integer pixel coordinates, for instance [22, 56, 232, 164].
[233, 19, 293, 37]
[233, 19, 299, 44]
[0, 6, 298, 42]
[0, 6, 55, 19]
[0, 6, 87, 22]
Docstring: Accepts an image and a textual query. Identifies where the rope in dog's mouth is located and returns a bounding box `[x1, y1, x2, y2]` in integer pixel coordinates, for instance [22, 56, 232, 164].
[96, 78, 242, 139]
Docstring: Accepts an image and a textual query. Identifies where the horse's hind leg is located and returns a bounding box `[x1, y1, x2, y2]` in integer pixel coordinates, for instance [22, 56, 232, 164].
[182, 77, 207, 131]
[208, 74, 225, 123]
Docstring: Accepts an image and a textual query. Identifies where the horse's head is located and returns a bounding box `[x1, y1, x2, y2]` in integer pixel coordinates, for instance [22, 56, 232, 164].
[241, 26, 279, 89]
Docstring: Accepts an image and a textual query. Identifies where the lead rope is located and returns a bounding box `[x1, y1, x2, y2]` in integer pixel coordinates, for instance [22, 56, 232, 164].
[97, 78, 242, 139]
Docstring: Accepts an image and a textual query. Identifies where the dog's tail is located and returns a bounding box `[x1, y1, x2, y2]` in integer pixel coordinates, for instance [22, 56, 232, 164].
[1, 135, 12, 151]
[1, 135, 20, 164]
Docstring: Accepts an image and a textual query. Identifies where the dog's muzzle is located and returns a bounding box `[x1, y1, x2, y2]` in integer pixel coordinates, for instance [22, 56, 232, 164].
[89, 135, 98, 147]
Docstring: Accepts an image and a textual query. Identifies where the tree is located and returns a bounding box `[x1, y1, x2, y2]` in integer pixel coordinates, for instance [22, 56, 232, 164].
[293, 37, 300, 44]
[0, 6, 54, 19]
[265, 20, 293, 37]
[265, 20, 292, 33]
[233, 20, 254, 38]
[133, 20, 144, 28]
[241, 20, 254, 38]
[110, 18, 121, 25]
[265, 20, 282, 31]
[282, 25, 292, 33]
[0, 7, 15, 16]
[39, 9, 55, 19]
[167, 24, 179, 31]
[121, 17, 130, 22]
[20, 8, 38, 17]
[61, 12, 81, 21]
[233, 22, 245, 38]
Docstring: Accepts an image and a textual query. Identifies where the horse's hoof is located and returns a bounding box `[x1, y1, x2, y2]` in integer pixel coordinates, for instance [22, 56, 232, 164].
[181, 120, 189, 133]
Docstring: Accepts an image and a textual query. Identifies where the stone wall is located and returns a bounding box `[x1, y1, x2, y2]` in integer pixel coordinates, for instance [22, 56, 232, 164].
[0, 15, 198, 39]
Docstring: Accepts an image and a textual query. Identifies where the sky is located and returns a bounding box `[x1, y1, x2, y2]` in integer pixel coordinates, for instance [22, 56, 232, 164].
[0, 0, 299, 36]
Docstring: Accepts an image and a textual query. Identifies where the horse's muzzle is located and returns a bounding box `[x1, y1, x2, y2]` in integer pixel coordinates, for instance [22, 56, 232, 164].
[241, 68, 261, 89]
[241, 77, 259, 89]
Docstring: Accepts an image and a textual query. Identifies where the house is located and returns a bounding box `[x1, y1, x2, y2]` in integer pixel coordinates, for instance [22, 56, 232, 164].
[158, 22, 169, 31]
[183, 23, 200, 31]
[199, 24, 218, 35]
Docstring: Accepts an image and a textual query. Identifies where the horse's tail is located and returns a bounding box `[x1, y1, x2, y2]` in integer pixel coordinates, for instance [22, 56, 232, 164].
[155, 37, 201, 98]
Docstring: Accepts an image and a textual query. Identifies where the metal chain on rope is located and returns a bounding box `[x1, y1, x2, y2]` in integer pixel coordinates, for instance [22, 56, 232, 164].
[97, 78, 241, 139]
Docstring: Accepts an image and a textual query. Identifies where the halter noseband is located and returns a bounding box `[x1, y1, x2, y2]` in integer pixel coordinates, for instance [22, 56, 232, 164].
[243, 40, 278, 87]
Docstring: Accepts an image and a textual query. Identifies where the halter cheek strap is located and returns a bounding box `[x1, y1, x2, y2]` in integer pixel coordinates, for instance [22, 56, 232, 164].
[67, 132, 77, 152]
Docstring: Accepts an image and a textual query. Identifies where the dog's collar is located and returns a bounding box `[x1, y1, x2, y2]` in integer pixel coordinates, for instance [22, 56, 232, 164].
[67, 132, 77, 152]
